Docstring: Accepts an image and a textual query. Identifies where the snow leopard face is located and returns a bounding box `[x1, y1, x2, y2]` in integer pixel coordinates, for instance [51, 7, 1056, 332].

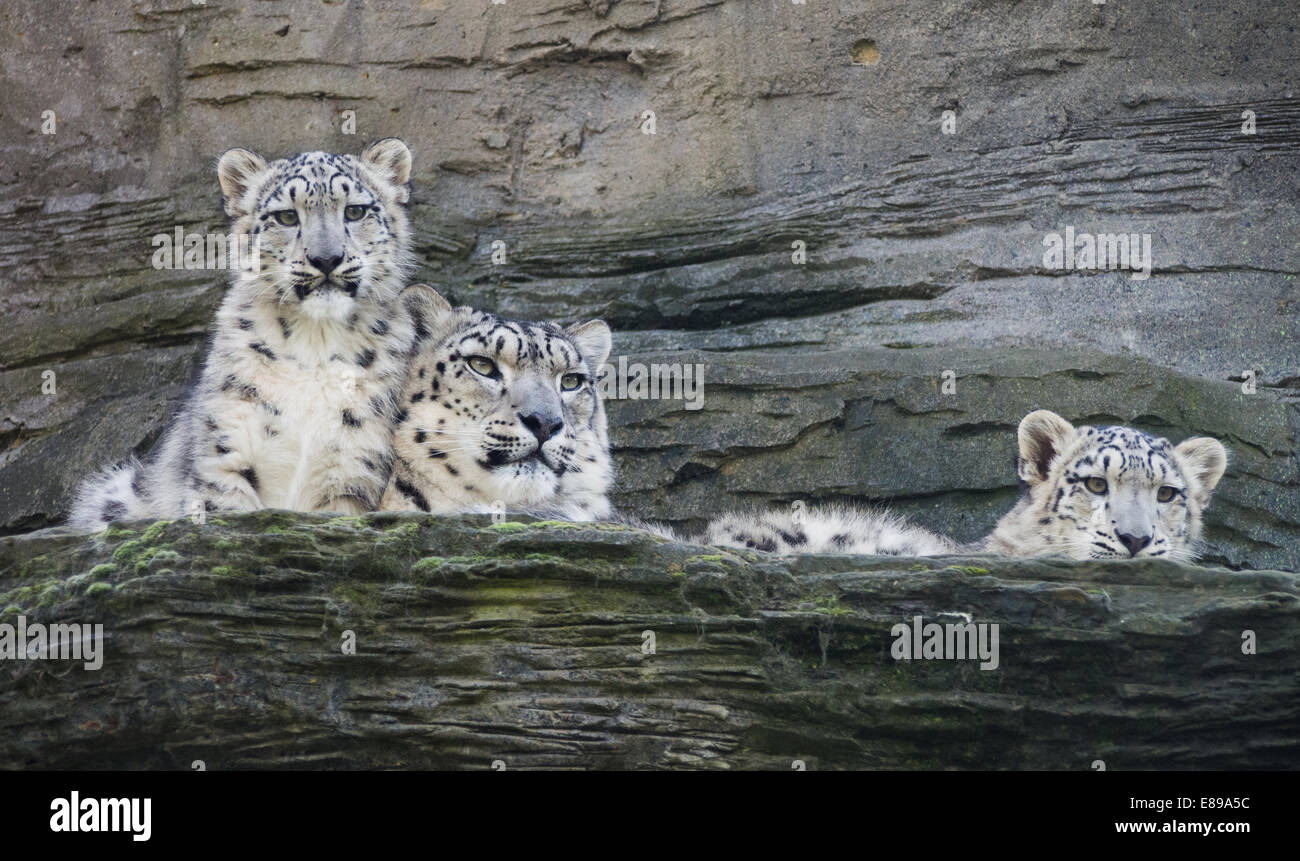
[994, 410, 1228, 562]
[382, 287, 615, 519]
[217, 139, 412, 323]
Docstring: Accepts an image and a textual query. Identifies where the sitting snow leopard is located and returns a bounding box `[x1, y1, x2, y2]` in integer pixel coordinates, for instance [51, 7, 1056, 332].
[379, 286, 614, 520]
[981, 409, 1227, 561]
[714, 410, 1227, 561]
[70, 139, 424, 531]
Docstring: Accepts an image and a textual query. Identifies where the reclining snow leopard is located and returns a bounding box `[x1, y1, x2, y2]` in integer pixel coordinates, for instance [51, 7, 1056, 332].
[70, 139, 424, 531]
[709, 410, 1228, 562]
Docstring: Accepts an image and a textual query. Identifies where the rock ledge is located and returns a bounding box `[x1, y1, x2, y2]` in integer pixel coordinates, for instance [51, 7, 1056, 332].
[1, 512, 1296, 770]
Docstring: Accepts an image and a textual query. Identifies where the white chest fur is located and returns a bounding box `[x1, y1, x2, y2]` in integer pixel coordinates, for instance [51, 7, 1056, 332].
[255, 356, 386, 508]
[205, 302, 408, 513]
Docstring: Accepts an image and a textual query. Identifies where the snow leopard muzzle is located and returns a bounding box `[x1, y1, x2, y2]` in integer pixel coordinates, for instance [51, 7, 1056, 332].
[293, 278, 360, 300]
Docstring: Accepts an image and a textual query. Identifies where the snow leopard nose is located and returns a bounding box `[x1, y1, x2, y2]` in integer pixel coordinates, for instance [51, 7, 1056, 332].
[1115, 531, 1152, 557]
[519, 411, 563, 445]
[308, 251, 344, 275]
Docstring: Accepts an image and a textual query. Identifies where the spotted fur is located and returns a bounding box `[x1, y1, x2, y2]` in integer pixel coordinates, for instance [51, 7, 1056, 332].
[704, 505, 955, 556]
[379, 287, 614, 520]
[70, 140, 421, 531]
[982, 410, 1227, 561]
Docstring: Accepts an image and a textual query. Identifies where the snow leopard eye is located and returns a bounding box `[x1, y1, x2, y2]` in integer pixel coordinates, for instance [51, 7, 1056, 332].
[1085, 476, 1108, 494]
[273, 210, 299, 227]
[560, 372, 584, 392]
[344, 205, 367, 222]
[467, 356, 498, 378]
[1156, 486, 1177, 503]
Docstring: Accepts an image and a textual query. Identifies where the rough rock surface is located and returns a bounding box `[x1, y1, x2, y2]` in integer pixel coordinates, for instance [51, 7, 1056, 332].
[1, 0, 1297, 574]
[2, 512, 1296, 770]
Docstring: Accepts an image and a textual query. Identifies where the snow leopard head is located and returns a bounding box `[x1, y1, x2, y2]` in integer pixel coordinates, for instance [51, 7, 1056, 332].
[217, 139, 412, 322]
[384, 286, 615, 519]
[999, 410, 1228, 561]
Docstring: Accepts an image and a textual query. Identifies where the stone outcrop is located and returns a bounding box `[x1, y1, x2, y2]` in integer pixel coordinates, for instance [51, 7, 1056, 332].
[2, 513, 1296, 770]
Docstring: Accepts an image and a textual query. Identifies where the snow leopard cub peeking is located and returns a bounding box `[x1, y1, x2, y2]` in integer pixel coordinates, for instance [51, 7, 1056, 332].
[70, 140, 421, 531]
[379, 286, 614, 520]
[981, 409, 1227, 561]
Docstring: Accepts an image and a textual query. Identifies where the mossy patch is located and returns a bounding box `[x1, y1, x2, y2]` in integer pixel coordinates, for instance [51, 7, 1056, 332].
[140, 520, 171, 544]
[111, 540, 146, 564]
[487, 521, 532, 533]
[684, 554, 736, 572]
[374, 521, 422, 555]
[15, 554, 51, 581]
[209, 565, 255, 581]
[331, 582, 385, 618]
[147, 549, 182, 567]
[324, 515, 369, 529]
[411, 556, 446, 577]
[809, 594, 852, 617]
[0, 579, 69, 614]
[112, 541, 182, 574]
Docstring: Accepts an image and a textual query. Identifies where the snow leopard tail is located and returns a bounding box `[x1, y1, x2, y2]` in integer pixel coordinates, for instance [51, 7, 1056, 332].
[700, 503, 957, 557]
[68, 457, 149, 532]
[579, 505, 955, 557]
[555, 505, 955, 557]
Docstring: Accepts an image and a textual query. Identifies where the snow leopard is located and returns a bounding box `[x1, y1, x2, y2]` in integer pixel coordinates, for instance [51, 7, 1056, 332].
[713, 410, 1227, 561]
[980, 409, 1227, 561]
[70, 139, 422, 531]
[379, 286, 615, 520]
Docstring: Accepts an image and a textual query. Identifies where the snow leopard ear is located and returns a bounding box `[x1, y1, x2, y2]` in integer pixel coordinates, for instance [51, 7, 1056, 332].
[362, 138, 412, 203]
[401, 284, 457, 346]
[217, 148, 269, 219]
[1174, 437, 1228, 506]
[1017, 410, 1076, 485]
[566, 320, 612, 370]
